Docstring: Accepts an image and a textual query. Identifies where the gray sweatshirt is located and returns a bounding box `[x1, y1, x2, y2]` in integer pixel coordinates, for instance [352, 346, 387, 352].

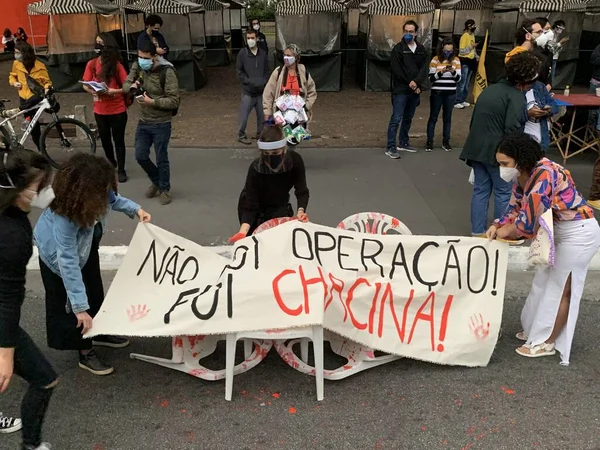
[236, 47, 270, 97]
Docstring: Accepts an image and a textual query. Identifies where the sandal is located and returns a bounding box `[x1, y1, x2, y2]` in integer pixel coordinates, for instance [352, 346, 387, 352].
[515, 331, 527, 341]
[515, 342, 556, 358]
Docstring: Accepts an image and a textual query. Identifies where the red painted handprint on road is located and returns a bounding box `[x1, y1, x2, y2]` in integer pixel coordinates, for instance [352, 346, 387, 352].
[127, 304, 150, 322]
[469, 313, 490, 340]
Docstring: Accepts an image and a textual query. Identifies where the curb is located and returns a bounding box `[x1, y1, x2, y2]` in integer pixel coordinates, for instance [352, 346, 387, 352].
[26, 245, 600, 272]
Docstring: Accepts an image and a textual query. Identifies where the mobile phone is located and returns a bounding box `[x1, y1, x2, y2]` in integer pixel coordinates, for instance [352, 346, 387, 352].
[446, 65, 453, 70]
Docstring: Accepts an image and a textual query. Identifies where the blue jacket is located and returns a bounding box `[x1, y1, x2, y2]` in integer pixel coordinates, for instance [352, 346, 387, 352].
[529, 81, 559, 150]
[34, 192, 140, 314]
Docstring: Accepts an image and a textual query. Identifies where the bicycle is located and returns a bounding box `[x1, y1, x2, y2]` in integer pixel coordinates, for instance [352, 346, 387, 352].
[0, 88, 95, 168]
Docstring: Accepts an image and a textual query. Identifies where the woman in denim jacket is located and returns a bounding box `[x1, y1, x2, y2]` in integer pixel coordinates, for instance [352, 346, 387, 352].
[34, 154, 151, 376]
[523, 80, 559, 152]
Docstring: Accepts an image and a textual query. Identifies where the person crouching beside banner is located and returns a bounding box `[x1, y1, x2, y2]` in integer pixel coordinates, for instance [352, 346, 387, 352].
[486, 132, 600, 365]
[34, 154, 151, 376]
[229, 125, 309, 242]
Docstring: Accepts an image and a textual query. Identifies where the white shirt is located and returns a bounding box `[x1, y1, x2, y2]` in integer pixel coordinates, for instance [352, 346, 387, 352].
[408, 41, 417, 53]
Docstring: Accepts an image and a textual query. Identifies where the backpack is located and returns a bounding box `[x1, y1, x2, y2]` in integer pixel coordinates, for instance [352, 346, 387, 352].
[91, 57, 134, 107]
[157, 65, 179, 116]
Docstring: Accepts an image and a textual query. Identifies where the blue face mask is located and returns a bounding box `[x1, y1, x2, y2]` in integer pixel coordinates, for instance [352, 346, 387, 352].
[404, 33, 414, 43]
[138, 58, 153, 71]
[443, 51, 453, 60]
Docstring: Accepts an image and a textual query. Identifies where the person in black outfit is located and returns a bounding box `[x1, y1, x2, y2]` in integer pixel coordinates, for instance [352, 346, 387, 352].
[0, 141, 57, 450]
[385, 20, 429, 159]
[137, 14, 169, 58]
[229, 125, 309, 241]
[250, 18, 268, 54]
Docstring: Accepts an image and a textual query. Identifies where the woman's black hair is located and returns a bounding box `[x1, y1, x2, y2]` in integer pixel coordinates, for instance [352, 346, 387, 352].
[505, 51, 540, 85]
[436, 38, 455, 62]
[3, 29, 11, 38]
[497, 131, 544, 173]
[15, 41, 36, 72]
[464, 19, 475, 31]
[97, 32, 122, 83]
[0, 138, 53, 213]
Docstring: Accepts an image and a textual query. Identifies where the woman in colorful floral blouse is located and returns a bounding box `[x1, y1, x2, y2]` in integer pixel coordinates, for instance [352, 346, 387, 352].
[486, 132, 600, 365]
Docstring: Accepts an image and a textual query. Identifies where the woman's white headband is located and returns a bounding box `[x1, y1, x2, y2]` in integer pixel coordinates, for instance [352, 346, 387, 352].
[258, 139, 287, 150]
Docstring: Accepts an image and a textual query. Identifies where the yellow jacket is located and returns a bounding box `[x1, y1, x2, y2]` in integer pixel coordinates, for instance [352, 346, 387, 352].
[504, 46, 528, 64]
[9, 60, 52, 101]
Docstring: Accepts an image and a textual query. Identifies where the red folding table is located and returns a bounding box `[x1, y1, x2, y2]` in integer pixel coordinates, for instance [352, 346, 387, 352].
[551, 94, 600, 164]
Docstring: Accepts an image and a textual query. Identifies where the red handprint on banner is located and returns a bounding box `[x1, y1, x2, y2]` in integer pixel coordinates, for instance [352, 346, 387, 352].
[469, 313, 490, 340]
[127, 304, 150, 322]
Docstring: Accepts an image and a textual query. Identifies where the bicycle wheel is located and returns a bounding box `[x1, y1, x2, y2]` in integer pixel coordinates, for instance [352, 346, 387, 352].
[40, 118, 96, 168]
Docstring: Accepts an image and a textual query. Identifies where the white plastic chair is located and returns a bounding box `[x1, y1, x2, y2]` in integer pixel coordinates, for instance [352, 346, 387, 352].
[130, 335, 273, 381]
[275, 212, 410, 380]
[224, 217, 325, 401]
[226, 326, 324, 401]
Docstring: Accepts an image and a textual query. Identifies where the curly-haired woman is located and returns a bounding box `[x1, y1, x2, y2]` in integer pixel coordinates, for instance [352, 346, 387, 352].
[8, 41, 52, 151]
[487, 132, 600, 365]
[0, 141, 57, 449]
[460, 51, 540, 237]
[34, 154, 151, 376]
[83, 33, 129, 182]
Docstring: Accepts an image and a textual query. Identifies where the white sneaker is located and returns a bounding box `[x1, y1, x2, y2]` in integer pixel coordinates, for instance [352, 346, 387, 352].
[0, 415, 22, 433]
[461, 102, 471, 107]
[454, 103, 465, 109]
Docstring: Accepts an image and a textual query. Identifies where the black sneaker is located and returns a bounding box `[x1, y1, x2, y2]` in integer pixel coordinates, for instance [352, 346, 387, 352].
[118, 171, 128, 183]
[442, 143, 453, 152]
[78, 350, 114, 376]
[0, 415, 22, 433]
[425, 142, 433, 152]
[92, 335, 130, 349]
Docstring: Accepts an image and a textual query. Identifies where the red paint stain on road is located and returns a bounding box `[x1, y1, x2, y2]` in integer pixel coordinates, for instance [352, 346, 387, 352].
[288, 407, 297, 414]
[181, 409, 187, 413]
[375, 439, 384, 449]
[501, 386, 516, 395]
[461, 443, 475, 450]
[473, 394, 480, 399]
[185, 432, 195, 442]
[421, 426, 427, 431]
[466, 426, 477, 436]
[272, 392, 280, 399]
[160, 400, 169, 408]
[93, 444, 106, 450]
[442, 440, 447, 445]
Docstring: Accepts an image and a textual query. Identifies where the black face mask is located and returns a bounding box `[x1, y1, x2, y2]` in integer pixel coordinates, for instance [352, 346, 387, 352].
[94, 43, 104, 54]
[151, 30, 159, 37]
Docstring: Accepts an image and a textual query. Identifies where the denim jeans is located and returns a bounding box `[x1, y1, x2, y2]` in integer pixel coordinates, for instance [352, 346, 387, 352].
[455, 63, 473, 105]
[551, 59, 557, 85]
[426, 90, 456, 144]
[135, 121, 172, 192]
[239, 94, 264, 138]
[386, 92, 420, 151]
[470, 161, 513, 235]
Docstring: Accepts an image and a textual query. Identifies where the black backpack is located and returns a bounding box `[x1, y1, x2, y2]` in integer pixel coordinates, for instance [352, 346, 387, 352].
[158, 65, 179, 116]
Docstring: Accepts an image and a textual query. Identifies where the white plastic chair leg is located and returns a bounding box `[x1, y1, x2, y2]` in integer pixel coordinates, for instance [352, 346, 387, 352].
[243, 339, 253, 360]
[300, 338, 309, 364]
[225, 334, 237, 401]
[313, 327, 324, 401]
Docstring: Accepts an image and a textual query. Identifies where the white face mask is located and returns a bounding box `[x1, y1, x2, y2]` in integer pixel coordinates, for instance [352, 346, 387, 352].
[283, 56, 296, 66]
[499, 167, 520, 183]
[247, 39, 257, 48]
[253, 24, 260, 31]
[24, 186, 55, 209]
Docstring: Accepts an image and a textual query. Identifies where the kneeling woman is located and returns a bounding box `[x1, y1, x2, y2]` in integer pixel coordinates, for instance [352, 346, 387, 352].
[487, 132, 600, 365]
[229, 125, 309, 242]
[34, 154, 151, 376]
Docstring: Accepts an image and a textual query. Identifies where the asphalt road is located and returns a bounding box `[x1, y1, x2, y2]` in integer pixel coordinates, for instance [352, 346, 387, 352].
[4, 146, 599, 449]
[1, 271, 599, 450]
[28, 145, 599, 247]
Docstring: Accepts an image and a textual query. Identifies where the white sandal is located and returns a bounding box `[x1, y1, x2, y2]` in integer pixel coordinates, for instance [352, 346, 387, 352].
[515, 342, 556, 358]
[515, 331, 527, 341]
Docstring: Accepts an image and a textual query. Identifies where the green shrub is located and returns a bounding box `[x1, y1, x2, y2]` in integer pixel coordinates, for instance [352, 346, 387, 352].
[246, 0, 277, 21]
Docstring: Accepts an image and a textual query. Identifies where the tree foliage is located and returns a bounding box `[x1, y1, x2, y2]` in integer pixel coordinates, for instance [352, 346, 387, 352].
[246, 0, 277, 22]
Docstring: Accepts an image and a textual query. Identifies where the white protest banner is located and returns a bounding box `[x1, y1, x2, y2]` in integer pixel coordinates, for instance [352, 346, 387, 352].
[89, 221, 509, 367]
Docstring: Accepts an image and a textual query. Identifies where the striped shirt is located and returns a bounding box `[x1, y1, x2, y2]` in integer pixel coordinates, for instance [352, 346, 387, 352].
[428, 56, 461, 91]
